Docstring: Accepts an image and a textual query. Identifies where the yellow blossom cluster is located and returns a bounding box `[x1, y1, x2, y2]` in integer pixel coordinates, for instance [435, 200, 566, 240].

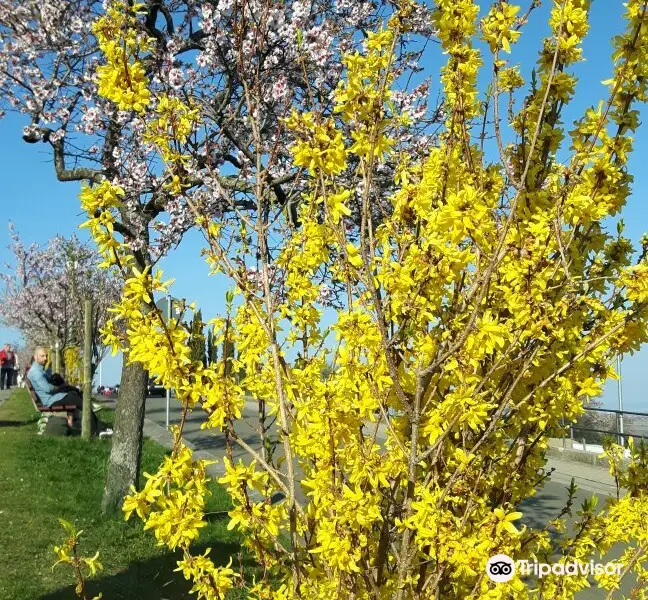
[175, 551, 239, 600]
[284, 112, 347, 176]
[79, 180, 132, 269]
[62, 346, 83, 387]
[93, 2, 152, 113]
[333, 28, 396, 159]
[434, 0, 482, 135]
[510, 0, 590, 192]
[53, 519, 104, 600]
[144, 95, 201, 194]
[123, 442, 213, 550]
[481, 2, 521, 53]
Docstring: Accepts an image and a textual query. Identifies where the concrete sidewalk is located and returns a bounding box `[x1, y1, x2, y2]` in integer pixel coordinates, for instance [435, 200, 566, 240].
[544, 456, 621, 497]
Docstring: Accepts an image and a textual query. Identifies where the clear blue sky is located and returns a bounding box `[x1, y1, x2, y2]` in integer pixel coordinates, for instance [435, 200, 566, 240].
[0, 1, 646, 411]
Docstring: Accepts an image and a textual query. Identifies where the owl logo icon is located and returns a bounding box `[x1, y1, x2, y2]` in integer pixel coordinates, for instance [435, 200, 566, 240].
[486, 554, 516, 582]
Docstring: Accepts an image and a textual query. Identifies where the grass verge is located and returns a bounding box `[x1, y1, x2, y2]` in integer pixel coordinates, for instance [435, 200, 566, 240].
[0, 389, 255, 600]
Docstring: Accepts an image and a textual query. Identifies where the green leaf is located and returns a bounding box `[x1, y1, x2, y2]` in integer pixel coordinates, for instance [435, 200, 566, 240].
[58, 518, 76, 535]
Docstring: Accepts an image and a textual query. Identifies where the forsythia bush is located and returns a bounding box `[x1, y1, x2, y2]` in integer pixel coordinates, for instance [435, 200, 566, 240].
[80, 1, 648, 598]
[63, 346, 83, 387]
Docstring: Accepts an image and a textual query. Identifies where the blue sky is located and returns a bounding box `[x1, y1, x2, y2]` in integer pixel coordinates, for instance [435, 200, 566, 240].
[0, 1, 646, 411]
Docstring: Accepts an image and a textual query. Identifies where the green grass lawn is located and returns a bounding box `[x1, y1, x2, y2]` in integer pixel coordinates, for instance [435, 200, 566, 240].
[0, 389, 256, 600]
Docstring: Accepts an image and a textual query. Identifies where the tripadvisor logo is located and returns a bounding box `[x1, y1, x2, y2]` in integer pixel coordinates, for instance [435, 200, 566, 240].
[486, 554, 624, 582]
[486, 554, 516, 582]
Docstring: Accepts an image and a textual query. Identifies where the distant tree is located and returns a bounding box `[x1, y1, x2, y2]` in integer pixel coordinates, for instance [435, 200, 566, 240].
[14, 344, 32, 375]
[188, 310, 206, 366]
[574, 398, 635, 446]
[207, 327, 219, 366]
[573, 399, 612, 444]
[221, 318, 235, 379]
[0, 227, 120, 374]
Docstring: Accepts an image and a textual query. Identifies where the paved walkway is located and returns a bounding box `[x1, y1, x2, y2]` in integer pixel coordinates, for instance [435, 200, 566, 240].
[142, 396, 298, 502]
[545, 456, 619, 497]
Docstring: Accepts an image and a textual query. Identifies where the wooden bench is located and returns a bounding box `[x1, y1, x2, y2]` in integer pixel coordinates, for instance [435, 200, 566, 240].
[26, 377, 77, 435]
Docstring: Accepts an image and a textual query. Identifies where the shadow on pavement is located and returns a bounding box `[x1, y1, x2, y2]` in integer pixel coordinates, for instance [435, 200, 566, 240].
[188, 432, 261, 452]
[519, 493, 564, 530]
[141, 407, 168, 416]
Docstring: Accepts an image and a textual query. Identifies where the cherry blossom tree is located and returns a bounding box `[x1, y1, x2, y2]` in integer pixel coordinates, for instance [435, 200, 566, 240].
[0, 225, 121, 373]
[0, 0, 439, 512]
[0, 0, 436, 254]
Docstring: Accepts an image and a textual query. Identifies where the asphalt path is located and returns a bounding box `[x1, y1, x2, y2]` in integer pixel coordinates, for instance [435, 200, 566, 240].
[142, 393, 637, 599]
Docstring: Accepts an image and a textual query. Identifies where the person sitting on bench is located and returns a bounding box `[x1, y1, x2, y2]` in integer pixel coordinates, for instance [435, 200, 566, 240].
[27, 346, 100, 433]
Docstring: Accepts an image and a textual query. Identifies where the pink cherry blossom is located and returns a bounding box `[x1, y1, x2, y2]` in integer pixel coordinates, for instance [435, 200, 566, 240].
[0, 0, 439, 266]
[0, 224, 121, 367]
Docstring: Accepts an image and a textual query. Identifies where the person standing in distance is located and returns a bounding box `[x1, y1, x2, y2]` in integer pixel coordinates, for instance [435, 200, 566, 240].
[0, 343, 16, 390]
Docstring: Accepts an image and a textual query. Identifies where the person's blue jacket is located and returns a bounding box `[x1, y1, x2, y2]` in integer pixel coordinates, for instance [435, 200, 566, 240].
[28, 362, 67, 407]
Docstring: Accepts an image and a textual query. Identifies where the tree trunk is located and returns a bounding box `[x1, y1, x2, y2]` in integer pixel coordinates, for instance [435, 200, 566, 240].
[102, 359, 148, 514]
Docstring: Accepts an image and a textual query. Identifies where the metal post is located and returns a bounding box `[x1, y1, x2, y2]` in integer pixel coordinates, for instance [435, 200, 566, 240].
[582, 438, 587, 453]
[166, 388, 171, 429]
[617, 354, 624, 446]
[54, 340, 61, 374]
[166, 294, 171, 429]
[82, 300, 92, 439]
